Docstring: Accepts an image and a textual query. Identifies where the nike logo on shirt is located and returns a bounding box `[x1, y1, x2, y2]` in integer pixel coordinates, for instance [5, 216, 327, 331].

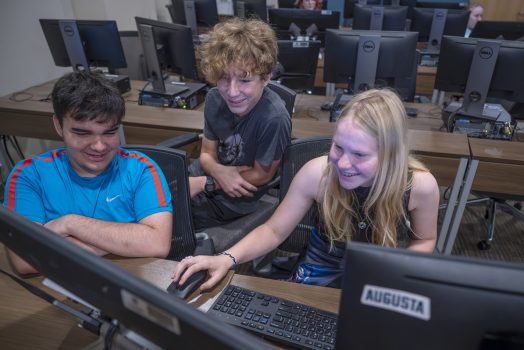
[106, 195, 121, 203]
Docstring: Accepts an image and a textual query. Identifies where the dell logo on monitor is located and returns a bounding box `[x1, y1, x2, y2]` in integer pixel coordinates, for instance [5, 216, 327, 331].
[479, 46, 494, 59]
[362, 41, 376, 53]
[63, 24, 75, 37]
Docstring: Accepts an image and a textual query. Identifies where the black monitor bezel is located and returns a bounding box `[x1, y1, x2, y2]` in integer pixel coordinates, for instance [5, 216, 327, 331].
[470, 20, 524, 41]
[435, 35, 524, 103]
[170, 0, 219, 27]
[336, 242, 524, 349]
[134, 17, 199, 81]
[323, 29, 418, 101]
[352, 4, 409, 31]
[0, 206, 272, 349]
[39, 19, 127, 74]
[233, 0, 268, 21]
[410, 7, 469, 42]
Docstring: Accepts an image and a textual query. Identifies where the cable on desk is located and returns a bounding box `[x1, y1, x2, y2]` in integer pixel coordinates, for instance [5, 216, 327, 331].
[9, 91, 34, 102]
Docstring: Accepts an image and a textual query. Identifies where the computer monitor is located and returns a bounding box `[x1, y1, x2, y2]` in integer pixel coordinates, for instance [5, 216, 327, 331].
[268, 8, 340, 45]
[39, 19, 127, 74]
[344, 0, 413, 19]
[233, 0, 268, 21]
[0, 206, 273, 350]
[275, 40, 322, 92]
[336, 242, 524, 349]
[170, 0, 219, 34]
[470, 20, 524, 41]
[410, 7, 468, 51]
[135, 17, 198, 95]
[434, 35, 524, 123]
[323, 29, 418, 101]
[352, 4, 408, 31]
[416, 0, 468, 9]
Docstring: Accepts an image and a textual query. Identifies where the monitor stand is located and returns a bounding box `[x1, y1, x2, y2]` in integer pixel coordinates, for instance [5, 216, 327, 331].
[444, 40, 511, 124]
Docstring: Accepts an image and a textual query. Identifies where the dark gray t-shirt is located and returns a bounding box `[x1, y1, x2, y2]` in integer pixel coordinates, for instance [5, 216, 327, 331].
[200, 86, 292, 214]
[204, 86, 291, 168]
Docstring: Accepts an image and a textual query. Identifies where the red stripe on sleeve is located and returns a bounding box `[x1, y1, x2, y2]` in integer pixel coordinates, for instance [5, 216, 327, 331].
[7, 159, 33, 209]
[121, 150, 167, 207]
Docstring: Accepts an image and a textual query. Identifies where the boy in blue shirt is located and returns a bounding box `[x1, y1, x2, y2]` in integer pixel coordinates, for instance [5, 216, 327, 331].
[4, 71, 173, 275]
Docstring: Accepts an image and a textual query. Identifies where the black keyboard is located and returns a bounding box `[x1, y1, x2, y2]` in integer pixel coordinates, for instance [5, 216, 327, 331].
[207, 284, 338, 350]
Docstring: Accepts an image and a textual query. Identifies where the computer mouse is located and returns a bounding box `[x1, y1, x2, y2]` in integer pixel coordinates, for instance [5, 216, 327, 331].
[321, 101, 334, 111]
[167, 269, 207, 299]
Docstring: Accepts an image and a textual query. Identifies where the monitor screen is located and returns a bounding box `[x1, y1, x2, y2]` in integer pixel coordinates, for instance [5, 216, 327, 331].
[171, 0, 219, 28]
[0, 206, 273, 350]
[233, 0, 268, 21]
[276, 39, 322, 92]
[470, 20, 524, 41]
[134, 17, 198, 82]
[352, 4, 408, 31]
[323, 29, 418, 101]
[268, 8, 340, 45]
[435, 36, 524, 104]
[410, 7, 468, 48]
[39, 19, 127, 74]
[336, 242, 524, 349]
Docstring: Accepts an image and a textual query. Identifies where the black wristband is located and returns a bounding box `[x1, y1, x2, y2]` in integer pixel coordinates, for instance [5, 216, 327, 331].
[218, 251, 237, 268]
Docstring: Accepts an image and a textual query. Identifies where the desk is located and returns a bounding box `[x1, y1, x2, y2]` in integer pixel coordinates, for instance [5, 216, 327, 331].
[469, 138, 524, 198]
[0, 80, 444, 146]
[407, 130, 477, 254]
[0, 249, 339, 349]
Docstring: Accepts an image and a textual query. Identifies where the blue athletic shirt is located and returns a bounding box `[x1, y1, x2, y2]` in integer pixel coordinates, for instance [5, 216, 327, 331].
[4, 148, 172, 224]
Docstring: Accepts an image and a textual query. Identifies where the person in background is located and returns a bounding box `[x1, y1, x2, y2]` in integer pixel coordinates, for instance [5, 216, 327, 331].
[188, 17, 291, 230]
[465, 2, 484, 37]
[296, 0, 323, 10]
[173, 88, 440, 289]
[4, 71, 173, 275]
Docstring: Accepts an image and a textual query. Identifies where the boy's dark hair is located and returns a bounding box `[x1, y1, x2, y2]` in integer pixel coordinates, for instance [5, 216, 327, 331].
[51, 71, 125, 126]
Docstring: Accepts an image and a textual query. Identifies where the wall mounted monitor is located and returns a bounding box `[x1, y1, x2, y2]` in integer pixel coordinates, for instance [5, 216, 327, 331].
[39, 19, 127, 74]
[415, 0, 468, 9]
[323, 29, 418, 101]
[337, 242, 524, 349]
[0, 206, 273, 350]
[352, 4, 408, 31]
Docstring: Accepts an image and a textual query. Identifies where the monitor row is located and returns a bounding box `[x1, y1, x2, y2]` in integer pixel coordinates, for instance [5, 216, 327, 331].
[39, 16, 524, 111]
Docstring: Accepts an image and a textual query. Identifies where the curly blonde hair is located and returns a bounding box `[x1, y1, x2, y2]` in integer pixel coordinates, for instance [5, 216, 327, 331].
[320, 89, 428, 248]
[197, 17, 278, 84]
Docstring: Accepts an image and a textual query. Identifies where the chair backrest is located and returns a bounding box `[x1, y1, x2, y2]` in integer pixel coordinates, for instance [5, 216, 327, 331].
[267, 80, 297, 117]
[126, 145, 197, 260]
[276, 40, 321, 93]
[277, 135, 333, 253]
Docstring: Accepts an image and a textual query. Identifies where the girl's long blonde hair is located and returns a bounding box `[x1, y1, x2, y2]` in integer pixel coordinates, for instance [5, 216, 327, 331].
[320, 89, 427, 247]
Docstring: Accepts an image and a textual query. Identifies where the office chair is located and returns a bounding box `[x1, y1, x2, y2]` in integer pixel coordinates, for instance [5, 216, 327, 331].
[268, 80, 297, 117]
[466, 193, 524, 250]
[254, 135, 333, 278]
[274, 40, 321, 94]
[126, 145, 215, 260]
[151, 81, 296, 252]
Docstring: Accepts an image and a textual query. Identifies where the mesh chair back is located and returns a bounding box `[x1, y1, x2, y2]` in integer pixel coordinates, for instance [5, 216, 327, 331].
[277, 136, 333, 253]
[127, 145, 197, 260]
[267, 81, 297, 117]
